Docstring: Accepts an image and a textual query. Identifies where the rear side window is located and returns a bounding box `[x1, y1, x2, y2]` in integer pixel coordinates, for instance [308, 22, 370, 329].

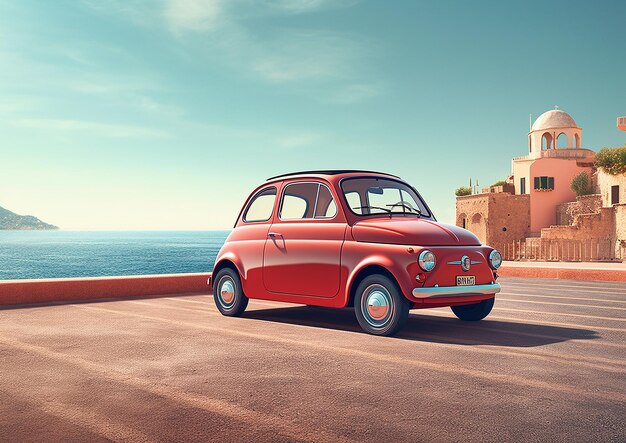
[281, 194, 308, 219]
[280, 182, 317, 220]
[280, 182, 338, 220]
[243, 187, 276, 222]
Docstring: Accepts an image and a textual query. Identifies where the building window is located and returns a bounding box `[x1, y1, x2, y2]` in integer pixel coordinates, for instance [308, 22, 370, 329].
[611, 185, 620, 205]
[520, 177, 526, 194]
[533, 176, 554, 191]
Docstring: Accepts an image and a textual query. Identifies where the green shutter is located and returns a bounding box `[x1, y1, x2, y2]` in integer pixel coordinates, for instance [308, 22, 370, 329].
[548, 177, 554, 190]
[534, 177, 540, 189]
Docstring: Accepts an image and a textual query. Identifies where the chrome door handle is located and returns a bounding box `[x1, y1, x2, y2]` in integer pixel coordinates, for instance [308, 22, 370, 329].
[268, 232, 282, 238]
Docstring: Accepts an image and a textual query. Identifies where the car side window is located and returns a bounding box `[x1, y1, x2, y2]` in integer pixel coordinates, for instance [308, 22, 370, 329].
[281, 194, 308, 219]
[280, 182, 337, 220]
[314, 185, 337, 219]
[243, 187, 277, 222]
[344, 191, 362, 214]
[280, 182, 317, 220]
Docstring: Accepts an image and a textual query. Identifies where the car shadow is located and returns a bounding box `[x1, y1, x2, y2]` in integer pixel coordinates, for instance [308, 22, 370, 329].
[243, 306, 599, 347]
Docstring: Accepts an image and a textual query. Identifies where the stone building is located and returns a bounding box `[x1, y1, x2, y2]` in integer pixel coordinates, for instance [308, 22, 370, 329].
[456, 191, 529, 246]
[456, 109, 626, 260]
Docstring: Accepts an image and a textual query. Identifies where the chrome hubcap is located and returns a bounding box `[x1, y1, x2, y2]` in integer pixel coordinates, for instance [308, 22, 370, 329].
[361, 284, 393, 328]
[218, 277, 236, 308]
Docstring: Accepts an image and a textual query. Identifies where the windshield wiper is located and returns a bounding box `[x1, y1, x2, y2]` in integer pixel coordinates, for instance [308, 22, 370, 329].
[354, 205, 392, 217]
[386, 203, 422, 217]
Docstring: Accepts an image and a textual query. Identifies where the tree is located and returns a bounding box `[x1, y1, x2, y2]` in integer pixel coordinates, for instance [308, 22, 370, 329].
[570, 172, 593, 197]
[455, 186, 472, 196]
[491, 180, 507, 187]
[594, 147, 626, 175]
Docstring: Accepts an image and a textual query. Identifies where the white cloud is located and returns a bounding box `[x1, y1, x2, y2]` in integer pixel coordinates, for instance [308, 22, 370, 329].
[325, 83, 383, 104]
[80, 0, 379, 102]
[80, 0, 158, 27]
[11, 118, 168, 139]
[0, 95, 44, 114]
[263, 0, 358, 14]
[276, 132, 320, 149]
[155, 1, 372, 87]
[163, 0, 222, 32]
[249, 30, 362, 83]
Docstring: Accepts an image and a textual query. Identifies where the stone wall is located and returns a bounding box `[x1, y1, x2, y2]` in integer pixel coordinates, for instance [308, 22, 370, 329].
[456, 194, 490, 244]
[486, 193, 531, 248]
[555, 194, 602, 225]
[541, 207, 616, 240]
[456, 192, 530, 247]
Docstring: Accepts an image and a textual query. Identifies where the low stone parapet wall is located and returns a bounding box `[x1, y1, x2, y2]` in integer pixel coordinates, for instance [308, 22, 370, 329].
[2, 265, 626, 308]
[0, 273, 212, 307]
[498, 264, 626, 282]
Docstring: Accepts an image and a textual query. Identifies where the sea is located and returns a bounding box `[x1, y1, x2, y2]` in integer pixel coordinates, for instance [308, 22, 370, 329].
[0, 231, 230, 280]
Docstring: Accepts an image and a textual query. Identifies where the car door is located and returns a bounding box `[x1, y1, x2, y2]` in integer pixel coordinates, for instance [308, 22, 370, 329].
[263, 181, 346, 297]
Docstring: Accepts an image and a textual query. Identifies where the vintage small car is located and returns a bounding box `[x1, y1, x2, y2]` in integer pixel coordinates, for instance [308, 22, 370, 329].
[210, 170, 502, 336]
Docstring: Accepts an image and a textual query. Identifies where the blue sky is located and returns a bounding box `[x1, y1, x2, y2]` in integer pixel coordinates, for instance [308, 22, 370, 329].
[1, 0, 625, 229]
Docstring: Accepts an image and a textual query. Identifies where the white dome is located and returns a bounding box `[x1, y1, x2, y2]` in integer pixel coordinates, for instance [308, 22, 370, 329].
[532, 109, 578, 131]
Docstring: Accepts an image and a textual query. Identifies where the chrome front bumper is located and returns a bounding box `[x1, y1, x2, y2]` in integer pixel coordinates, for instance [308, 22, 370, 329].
[412, 283, 501, 299]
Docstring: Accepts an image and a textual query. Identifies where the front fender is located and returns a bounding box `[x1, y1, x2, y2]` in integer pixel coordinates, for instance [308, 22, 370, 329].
[342, 242, 422, 306]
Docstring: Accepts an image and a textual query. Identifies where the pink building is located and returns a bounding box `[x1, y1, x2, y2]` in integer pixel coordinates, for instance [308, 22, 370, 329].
[457, 110, 626, 261]
[512, 109, 595, 233]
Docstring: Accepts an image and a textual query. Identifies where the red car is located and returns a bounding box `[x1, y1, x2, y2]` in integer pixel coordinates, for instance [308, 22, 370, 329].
[210, 170, 502, 336]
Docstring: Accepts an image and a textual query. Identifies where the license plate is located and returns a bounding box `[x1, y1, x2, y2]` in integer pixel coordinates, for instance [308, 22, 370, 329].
[456, 275, 475, 286]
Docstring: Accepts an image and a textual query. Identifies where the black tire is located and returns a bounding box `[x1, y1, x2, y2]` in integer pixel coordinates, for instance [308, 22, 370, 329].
[451, 297, 495, 321]
[213, 268, 248, 317]
[354, 274, 410, 336]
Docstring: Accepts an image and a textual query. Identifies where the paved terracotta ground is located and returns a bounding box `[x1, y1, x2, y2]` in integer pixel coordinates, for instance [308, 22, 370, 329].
[1, 277, 625, 442]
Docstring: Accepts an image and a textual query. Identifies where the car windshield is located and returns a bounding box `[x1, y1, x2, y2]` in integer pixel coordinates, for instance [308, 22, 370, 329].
[341, 177, 431, 217]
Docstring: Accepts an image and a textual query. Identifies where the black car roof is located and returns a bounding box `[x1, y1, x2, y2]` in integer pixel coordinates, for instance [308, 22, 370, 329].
[266, 170, 399, 181]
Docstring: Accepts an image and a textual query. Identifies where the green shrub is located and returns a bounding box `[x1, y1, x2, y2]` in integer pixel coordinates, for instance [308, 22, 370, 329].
[455, 186, 472, 196]
[491, 180, 507, 187]
[571, 172, 593, 197]
[594, 147, 626, 175]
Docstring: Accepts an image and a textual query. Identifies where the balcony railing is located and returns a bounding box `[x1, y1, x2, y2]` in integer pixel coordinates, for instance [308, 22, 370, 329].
[513, 148, 595, 162]
[541, 148, 594, 159]
[498, 238, 623, 262]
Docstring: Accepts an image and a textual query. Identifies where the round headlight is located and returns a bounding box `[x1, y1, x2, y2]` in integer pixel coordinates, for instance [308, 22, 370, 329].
[418, 250, 436, 272]
[489, 250, 502, 269]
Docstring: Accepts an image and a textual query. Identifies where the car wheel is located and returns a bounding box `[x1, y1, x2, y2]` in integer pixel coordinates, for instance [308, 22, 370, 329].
[451, 297, 495, 321]
[354, 274, 410, 336]
[213, 268, 248, 317]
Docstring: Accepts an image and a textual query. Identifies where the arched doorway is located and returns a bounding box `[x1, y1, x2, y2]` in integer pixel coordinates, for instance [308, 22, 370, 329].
[557, 132, 568, 148]
[470, 213, 487, 245]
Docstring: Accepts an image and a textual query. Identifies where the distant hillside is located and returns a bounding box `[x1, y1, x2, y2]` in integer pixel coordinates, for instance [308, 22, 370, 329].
[0, 206, 59, 230]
